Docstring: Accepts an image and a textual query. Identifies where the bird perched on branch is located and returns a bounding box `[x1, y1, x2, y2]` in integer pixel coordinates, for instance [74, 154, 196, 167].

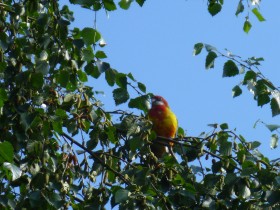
[148, 95, 178, 158]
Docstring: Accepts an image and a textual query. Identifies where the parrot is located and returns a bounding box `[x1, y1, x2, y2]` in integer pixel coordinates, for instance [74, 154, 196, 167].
[148, 95, 178, 158]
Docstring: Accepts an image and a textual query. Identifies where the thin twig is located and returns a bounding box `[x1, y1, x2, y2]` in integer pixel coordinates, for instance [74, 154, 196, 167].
[61, 132, 132, 186]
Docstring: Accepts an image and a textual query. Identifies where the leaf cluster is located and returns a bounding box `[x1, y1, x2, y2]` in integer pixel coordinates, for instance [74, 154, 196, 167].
[207, 0, 265, 33]
[194, 43, 280, 117]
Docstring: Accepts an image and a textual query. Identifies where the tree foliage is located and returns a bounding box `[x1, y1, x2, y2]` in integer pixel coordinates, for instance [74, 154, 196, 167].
[0, 0, 279, 209]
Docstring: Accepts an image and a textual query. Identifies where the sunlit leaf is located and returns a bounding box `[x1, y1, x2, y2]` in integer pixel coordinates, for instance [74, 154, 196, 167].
[252, 8, 265, 22]
[3, 162, 22, 181]
[243, 20, 252, 33]
[128, 95, 150, 112]
[81, 48, 94, 62]
[119, 0, 133, 10]
[77, 70, 88, 82]
[270, 98, 280, 117]
[0, 141, 14, 163]
[0, 88, 8, 107]
[81, 27, 101, 45]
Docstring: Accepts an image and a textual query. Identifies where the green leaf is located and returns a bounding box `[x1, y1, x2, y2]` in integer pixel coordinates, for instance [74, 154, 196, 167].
[129, 137, 144, 152]
[241, 161, 258, 176]
[270, 98, 280, 117]
[105, 68, 117, 86]
[57, 70, 70, 87]
[243, 20, 252, 33]
[106, 125, 117, 144]
[85, 63, 101, 78]
[266, 191, 280, 205]
[265, 124, 280, 132]
[208, 3, 222, 16]
[235, 1, 244, 16]
[251, 141, 261, 149]
[252, 8, 265, 22]
[205, 51, 217, 69]
[270, 134, 278, 149]
[103, 0, 117, 11]
[127, 72, 136, 81]
[177, 127, 185, 136]
[0, 88, 8, 107]
[119, 0, 133, 10]
[113, 88, 129, 105]
[81, 27, 101, 45]
[193, 43, 204, 55]
[88, 127, 100, 150]
[257, 94, 270, 107]
[137, 82, 146, 93]
[0, 62, 7, 72]
[239, 184, 251, 199]
[81, 48, 95, 62]
[219, 141, 232, 156]
[220, 123, 228, 130]
[77, 70, 88, 82]
[52, 120, 63, 134]
[31, 72, 44, 89]
[29, 190, 41, 207]
[116, 73, 127, 88]
[35, 60, 49, 75]
[212, 161, 222, 173]
[0, 141, 14, 163]
[223, 60, 239, 77]
[136, 0, 145, 6]
[243, 70, 256, 84]
[128, 95, 150, 112]
[73, 38, 84, 49]
[115, 189, 129, 203]
[95, 50, 107, 59]
[232, 85, 242, 97]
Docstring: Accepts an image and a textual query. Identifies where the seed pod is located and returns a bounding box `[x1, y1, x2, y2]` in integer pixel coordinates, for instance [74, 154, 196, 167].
[257, 161, 261, 171]
[247, 143, 252, 150]
[45, 173, 50, 184]
[241, 154, 246, 164]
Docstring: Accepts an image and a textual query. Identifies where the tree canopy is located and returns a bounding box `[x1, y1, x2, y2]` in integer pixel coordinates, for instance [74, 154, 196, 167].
[0, 0, 280, 209]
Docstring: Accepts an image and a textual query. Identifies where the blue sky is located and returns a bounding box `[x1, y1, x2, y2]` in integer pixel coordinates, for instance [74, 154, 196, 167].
[62, 0, 280, 160]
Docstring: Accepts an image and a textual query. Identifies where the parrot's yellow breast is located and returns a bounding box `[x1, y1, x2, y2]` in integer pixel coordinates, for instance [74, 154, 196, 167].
[148, 106, 178, 138]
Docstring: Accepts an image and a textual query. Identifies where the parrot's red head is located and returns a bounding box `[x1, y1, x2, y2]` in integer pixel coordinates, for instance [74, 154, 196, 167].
[151, 95, 169, 108]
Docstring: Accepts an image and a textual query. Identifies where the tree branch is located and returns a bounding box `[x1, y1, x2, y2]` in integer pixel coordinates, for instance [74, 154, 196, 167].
[61, 132, 132, 186]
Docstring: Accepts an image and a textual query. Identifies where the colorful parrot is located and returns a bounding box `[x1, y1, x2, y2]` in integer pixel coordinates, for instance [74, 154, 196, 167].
[148, 95, 178, 158]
